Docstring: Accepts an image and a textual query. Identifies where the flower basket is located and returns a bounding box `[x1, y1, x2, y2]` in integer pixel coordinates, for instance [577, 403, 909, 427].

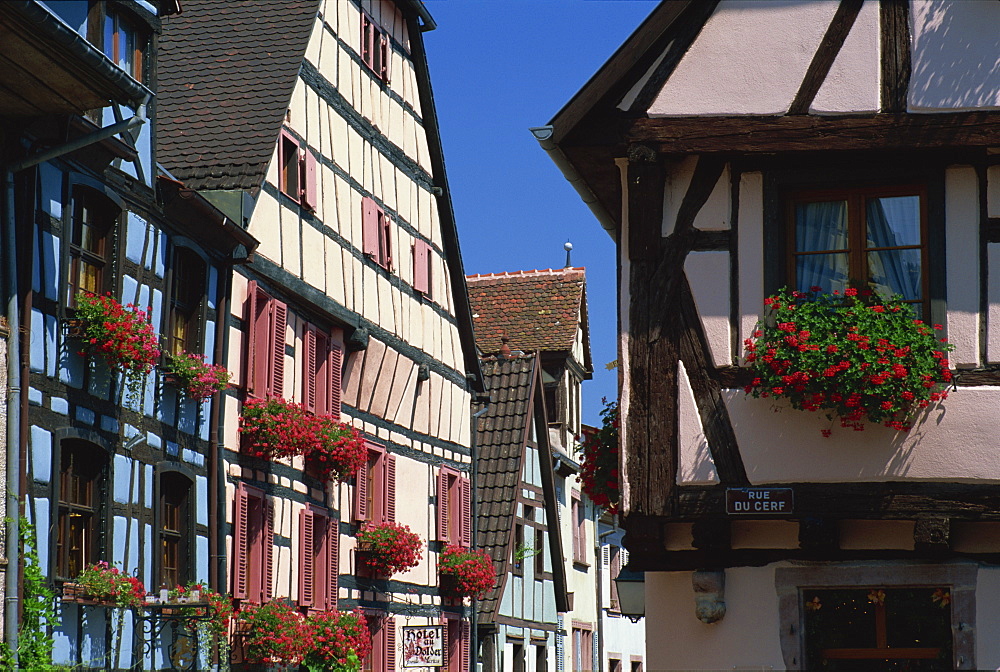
[302, 609, 371, 672]
[439, 545, 495, 598]
[166, 582, 233, 643]
[744, 287, 954, 433]
[61, 582, 85, 602]
[74, 561, 146, 608]
[577, 400, 619, 513]
[73, 293, 160, 404]
[235, 599, 310, 667]
[164, 351, 231, 401]
[355, 522, 422, 577]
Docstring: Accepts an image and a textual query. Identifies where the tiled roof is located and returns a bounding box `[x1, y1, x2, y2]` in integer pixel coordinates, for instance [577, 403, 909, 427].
[467, 267, 590, 361]
[156, 0, 318, 190]
[475, 354, 536, 622]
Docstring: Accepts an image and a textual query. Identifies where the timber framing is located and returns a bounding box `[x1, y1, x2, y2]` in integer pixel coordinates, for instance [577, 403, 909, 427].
[788, 0, 863, 115]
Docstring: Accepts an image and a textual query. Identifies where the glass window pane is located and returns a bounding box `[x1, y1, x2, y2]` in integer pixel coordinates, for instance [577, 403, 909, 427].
[795, 253, 849, 295]
[868, 248, 922, 301]
[795, 201, 848, 252]
[885, 588, 951, 651]
[867, 196, 921, 248]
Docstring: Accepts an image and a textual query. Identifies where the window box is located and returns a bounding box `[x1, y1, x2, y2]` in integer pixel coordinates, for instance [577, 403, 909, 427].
[355, 521, 422, 578]
[439, 545, 495, 598]
[61, 318, 86, 339]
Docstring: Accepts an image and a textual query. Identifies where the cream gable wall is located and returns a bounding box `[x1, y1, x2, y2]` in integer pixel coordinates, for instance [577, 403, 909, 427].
[810, 0, 880, 114]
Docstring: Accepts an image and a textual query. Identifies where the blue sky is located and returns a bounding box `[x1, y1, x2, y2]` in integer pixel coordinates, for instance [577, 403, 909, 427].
[423, 0, 657, 425]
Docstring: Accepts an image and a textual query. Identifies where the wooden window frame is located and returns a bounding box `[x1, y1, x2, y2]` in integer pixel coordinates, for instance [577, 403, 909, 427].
[67, 186, 118, 307]
[303, 325, 344, 417]
[55, 440, 108, 581]
[443, 613, 470, 672]
[353, 441, 396, 525]
[363, 197, 393, 271]
[785, 184, 929, 316]
[298, 504, 338, 611]
[157, 470, 194, 589]
[534, 527, 545, 577]
[245, 281, 287, 402]
[571, 623, 594, 672]
[233, 482, 274, 604]
[360, 10, 390, 83]
[167, 246, 207, 357]
[437, 467, 471, 547]
[571, 492, 587, 565]
[104, 6, 147, 82]
[278, 128, 318, 210]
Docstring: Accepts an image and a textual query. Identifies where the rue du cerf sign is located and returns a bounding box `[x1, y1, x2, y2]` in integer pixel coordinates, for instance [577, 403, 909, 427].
[726, 487, 793, 515]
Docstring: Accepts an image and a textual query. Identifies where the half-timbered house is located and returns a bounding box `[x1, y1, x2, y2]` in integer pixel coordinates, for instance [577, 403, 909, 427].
[157, 2, 483, 670]
[476, 353, 569, 672]
[541, 0, 1000, 669]
[1, 1, 263, 669]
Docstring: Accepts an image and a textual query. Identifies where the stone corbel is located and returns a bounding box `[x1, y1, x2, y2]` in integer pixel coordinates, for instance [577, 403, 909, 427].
[692, 569, 726, 624]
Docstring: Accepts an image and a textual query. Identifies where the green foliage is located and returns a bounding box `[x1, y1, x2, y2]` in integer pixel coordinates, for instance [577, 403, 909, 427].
[513, 543, 538, 562]
[0, 520, 59, 670]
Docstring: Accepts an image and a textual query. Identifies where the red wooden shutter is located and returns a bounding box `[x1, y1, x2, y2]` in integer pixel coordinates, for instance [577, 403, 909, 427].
[233, 483, 248, 599]
[329, 335, 343, 417]
[459, 476, 472, 548]
[436, 470, 449, 542]
[379, 33, 390, 82]
[361, 15, 371, 65]
[263, 499, 274, 602]
[385, 453, 397, 524]
[354, 456, 370, 522]
[379, 211, 393, 270]
[460, 620, 470, 672]
[326, 515, 339, 611]
[413, 241, 429, 294]
[301, 148, 317, 211]
[362, 197, 379, 258]
[248, 282, 272, 399]
[299, 509, 314, 607]
[268, 300, 287, 398]
[440, 617, 450, 670]
[385, 617, 396, 672]
[304, 326, 317, 414]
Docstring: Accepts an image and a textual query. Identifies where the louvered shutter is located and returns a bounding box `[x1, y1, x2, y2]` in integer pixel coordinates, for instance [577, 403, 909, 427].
[299, 509, 314, 607]
[385, 617, 396, 672]
[329, 335, 343, 417]
[440, 618, 449, 670]
[326, 515, 339, 611]
[248, 282, 272, 399]
[413, 241, 430, 295]
[263, 499, 275, 602]
[437, 471, 449, 542]
[233, 483, 248, 599]
[385, 453, 397, 524]
[354, 456, 370, 522]
[362, 197, 380, 258]
[304, 326, 317, 414]
[459, 477, 471, 547]
[460, 620, 470, 672]
[301, 148, 317, 210]
[268, 300, 287, 398]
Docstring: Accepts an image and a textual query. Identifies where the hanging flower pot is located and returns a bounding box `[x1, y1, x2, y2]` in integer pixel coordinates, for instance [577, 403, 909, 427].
[73, 561, 147, 608]
[438, 545, 495, 598]
[302, 609, 372, 672]
[355, 522, 423, 578]
[744, 287, 954, 434]
[164, 351, 231, 401]
[577, 400, 619, 513]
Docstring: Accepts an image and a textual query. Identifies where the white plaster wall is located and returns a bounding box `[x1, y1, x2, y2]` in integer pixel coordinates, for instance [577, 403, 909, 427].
[725, 386, 1000, 483]
[988, 243, 1000, 364]
[662, 159, 730, 236]
[686, 251, 731, 367]
[678, 361, 720, 485]
[945, 165, 980, 368]
[645, 568, 785, 670]
[909, 0, 1000, 112]
[810, 0, 880, 114]
[737, 172, 764, 351]
[647, 0, 838, 117]
[977, 567, 1000, 669]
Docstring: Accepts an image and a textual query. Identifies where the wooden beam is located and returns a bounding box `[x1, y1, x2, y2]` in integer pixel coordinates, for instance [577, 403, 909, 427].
[799, 516, 839, 552]
[880, 0, 911, 113]
[691, 229, 731, 251]
[789, 0, 864, 115]
[626, 113, 1000, 154]
[913, 516, 951, 552]
[692, 518, 730, 551]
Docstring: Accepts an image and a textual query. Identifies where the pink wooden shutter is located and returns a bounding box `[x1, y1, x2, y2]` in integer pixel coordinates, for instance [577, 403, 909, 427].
[329, 335, 343, 417]
[299, 509, 314, 607]
[362, 197, 379, 258]
[354, 456, 370, 522]
[460, 620, 470, 672]
[268, 300, 287, 398]
[436, 471, 449, 542]
[263, 499, 275, 602]
[379, 33, 390, 82]
[326, 515, 339, 611]
[248, 282, 273, 399]
[413, 241, 429, 294]
[304, 326, 317, 414]
[385, 617, 396, 672]
[440, 618, 450, 670]
[379, 211, 393, 270]
[459, 477, 471, 548]
[361, 15, 371, 66]
[233, 483, 248, 599]
[302, 148, 317, 210]
[385, 453, 397, 524]
[313, 330, 329, 415]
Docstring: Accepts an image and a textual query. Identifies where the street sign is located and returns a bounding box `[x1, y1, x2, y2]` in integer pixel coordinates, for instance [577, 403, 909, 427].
[726, 487, 793, 515]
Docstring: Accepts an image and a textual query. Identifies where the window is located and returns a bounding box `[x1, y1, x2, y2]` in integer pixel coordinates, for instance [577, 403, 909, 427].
[363, 613, 396, 672]
[353, 441, 396, 524]
[278, 129, 318, 209]
[609, 658, 622, 672]
[245, 281, 287, 401]
[56, 441, 107, 580]
[535, 644, 548, 672]
[802, 587, 952, 669]
[629, 660, 643, 672]
[233, 483, 273, 603]
[105, 8, 145, 81]
[436, 467, 471, 547]
[511, 641, 525, 672]
[303, 325, 343, 417]
[363, 197, 393, 270]
[168, 247, 206, 356]
[571, 625, 593, 672]
[159, 471, 193, 588]
[534, 527, 545, 577]
[412, 240, 432, 296]
[608, 545, 622, 611]
[443, 615, 470, 672]
[360, 11, 390, 83]
[571, 492, 587, 565]
[298, 505, 338, 611]
[512, 522, 524, 577]
[787, 186, 927, 313]
[68, 187, 117, 305]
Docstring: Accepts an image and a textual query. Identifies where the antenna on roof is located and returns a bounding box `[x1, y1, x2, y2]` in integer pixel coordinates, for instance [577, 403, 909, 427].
[564, 240, 573, 268]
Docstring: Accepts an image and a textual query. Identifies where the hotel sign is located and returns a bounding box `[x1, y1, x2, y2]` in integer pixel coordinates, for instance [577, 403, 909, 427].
[726, 488, 793, 515]
[401, 625, 443, 668]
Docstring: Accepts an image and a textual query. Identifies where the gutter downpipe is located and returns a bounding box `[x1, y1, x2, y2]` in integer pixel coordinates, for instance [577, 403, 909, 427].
[3, 95, 149, 663]
[214, 267, 234, 596]
[471, 398, 490, 672]
[529, 126, 618, 241]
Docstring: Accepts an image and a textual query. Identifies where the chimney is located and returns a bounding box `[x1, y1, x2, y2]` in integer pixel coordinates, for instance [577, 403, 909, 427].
[499, 335, 511, 359]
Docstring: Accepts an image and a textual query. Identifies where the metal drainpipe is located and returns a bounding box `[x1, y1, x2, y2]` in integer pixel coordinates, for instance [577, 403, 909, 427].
[214, 268, 235, 595]
[4, 169, 21, 665]
[470, 398, 490, 672]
